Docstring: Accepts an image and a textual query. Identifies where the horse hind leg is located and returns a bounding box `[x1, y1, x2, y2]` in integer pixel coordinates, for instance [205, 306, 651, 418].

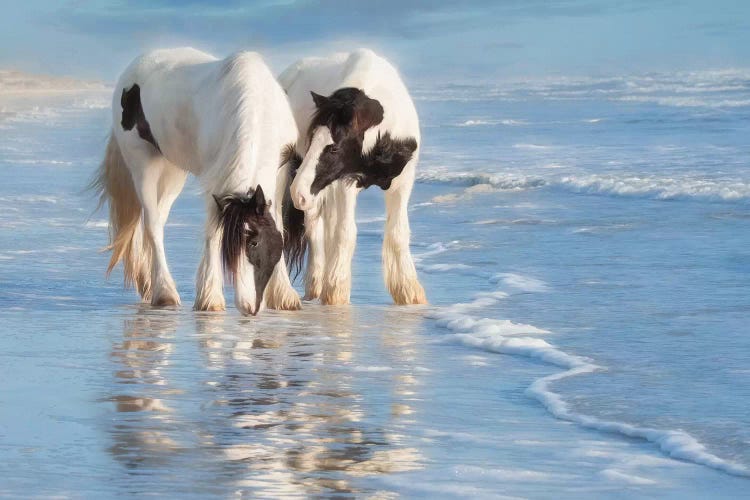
[94, 133, 152, 301]
[150, 160, 187, 306]
[124, 146, 184, 307]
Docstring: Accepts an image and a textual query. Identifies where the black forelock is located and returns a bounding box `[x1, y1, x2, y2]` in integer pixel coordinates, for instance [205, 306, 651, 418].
[307, 87, 383, 142]
[215, 190, 282, 284]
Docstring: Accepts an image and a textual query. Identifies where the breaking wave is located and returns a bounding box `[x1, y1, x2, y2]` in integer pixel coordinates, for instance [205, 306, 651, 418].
[416, 171, 750, 203]
[421, 244, 750, 478]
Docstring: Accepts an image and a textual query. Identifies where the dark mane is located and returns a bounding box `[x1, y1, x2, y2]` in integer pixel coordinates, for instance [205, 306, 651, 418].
[306, 87, 383, 142]
[215, 189, 275, 280]
[356, 132, 418, 191]
[281, 145, 307, 281]
[281, 143, 302, 170]
[307, 87, 358, 142]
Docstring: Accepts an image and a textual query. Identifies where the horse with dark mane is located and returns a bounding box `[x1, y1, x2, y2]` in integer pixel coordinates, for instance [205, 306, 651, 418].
[280, 49, 426, 305]
[92, 48, 301, 315]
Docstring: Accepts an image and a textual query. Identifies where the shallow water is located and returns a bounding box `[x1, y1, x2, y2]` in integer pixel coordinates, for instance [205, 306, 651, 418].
[1, 74, 749, 497]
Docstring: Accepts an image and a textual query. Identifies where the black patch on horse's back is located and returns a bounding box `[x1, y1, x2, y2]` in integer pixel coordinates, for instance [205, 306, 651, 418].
[214, 186, 283, 312]
[120, 84, 160, 152]
[281, 144, 307, 279]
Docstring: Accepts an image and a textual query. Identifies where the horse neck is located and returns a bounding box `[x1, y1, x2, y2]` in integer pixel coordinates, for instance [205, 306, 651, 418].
[201, 93, 265, 196]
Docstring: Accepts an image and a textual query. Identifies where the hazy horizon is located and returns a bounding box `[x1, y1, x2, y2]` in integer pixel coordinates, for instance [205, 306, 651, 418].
[1, 1, 748, 84]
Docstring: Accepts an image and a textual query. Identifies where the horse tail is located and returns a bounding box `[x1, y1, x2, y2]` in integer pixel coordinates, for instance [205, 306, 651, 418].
[90, 132, 152, 299]
[280, 145, 307, 281]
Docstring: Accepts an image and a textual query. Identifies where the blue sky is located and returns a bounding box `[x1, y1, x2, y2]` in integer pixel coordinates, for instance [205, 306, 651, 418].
[1, 0, 748, 82]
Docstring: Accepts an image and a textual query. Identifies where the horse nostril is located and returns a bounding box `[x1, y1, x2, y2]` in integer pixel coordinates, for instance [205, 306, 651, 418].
[297, 193, 307, 208]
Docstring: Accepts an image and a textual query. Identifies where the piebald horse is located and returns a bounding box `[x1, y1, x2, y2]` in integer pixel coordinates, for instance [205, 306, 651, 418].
[280, 49, 427, 305]
[93, 48, 301, 315]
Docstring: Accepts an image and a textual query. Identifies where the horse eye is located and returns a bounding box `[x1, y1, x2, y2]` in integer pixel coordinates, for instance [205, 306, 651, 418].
[249, 240, 258, 248]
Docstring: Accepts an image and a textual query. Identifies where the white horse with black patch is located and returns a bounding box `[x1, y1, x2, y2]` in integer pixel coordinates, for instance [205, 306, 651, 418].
[280, 49, 426, 305]
[92, 47, 301, 315]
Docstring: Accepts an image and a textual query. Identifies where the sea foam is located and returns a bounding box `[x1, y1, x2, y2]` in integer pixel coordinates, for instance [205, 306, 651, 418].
[423, 244, 750, 478]
[416, 170, 750, 203]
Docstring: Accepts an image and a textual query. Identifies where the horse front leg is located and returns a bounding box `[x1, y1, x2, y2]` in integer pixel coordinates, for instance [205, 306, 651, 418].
[320, 184, 358, 305]
[264, 200, 302, 311]
[303, 210, 325, 300]
[383, 176, 427, 305]
[194, 199, 226, 311]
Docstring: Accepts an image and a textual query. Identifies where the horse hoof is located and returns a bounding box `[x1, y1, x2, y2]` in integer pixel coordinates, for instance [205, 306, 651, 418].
[320, 289, 350, 306]
[151, 293, 181, 307]
[390, 282, 428, 305]
[268, 295, 302, 311]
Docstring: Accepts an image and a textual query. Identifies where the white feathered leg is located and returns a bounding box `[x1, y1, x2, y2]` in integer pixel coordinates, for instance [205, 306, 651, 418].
[303, 207, 326, 300]
[265, 185, 302, 310]
[320, 183, 358, 305]
[383, 163, 427, 305]
[194, 197, 226, 311]
[127, 152, 182, 307]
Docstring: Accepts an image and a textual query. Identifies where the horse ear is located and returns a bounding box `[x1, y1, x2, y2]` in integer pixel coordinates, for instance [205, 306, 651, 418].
[213, 194, 226, 212]
[311, 91, 328, 108]
[354, 97, 384, 136]
[252, 185, 267, 216]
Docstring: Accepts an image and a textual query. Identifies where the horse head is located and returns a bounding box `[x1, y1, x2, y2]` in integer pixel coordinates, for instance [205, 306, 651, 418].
[214, 185, 283, 315]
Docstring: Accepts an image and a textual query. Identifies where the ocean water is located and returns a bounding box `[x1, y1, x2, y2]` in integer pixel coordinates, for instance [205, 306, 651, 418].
[1, 70, 749, 498]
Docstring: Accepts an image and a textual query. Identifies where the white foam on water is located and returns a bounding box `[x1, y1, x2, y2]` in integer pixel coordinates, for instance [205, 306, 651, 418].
[412, 68, 750, 106]
[415, 169, 750, 203]
[356, 215, 386, 224]
[412, 240, 473, 262]
[452, 464, 565, 482]
[513, 143, 552, 150]
[420, 263, 474, 272]
[599, 469, 658, 485]
[0, 195, 60, 204]
[84, 220, 109, 228]
[558, 174, 750, 202]
[457, 119, 526, 127]
[492, 273, 549, 293]
[423, 245, 750, 478]
[416, 171, 547, 190]
[617, 95, 750, 108]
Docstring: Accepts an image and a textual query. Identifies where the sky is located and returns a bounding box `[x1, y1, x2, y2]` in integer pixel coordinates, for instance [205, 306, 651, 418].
[0, 0, 748, 83]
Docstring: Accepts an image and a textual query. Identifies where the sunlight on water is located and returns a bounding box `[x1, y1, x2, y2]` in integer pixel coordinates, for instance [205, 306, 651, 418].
[1, 77, 750, 497]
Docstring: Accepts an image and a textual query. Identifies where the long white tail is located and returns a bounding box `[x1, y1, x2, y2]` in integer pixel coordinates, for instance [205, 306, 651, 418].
[91, 133, 152, 300]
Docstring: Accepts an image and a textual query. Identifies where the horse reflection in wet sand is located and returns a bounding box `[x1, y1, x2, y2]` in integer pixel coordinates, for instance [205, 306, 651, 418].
[195, 308, 425, 496]
[105, 305, 425, 496]
[92, 48, 300, 316]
